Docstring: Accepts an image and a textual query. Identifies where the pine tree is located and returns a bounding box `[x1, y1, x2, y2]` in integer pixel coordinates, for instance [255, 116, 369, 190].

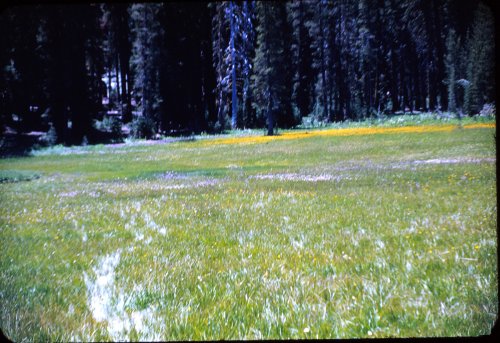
[101, 4, 133, 122]
[356, 0, 374, 118]
[252, 1, 293, 135]
[162, 2, 212, 134]
[0, 6, 46, 132]
[211, 1, 256, 130]
[444, 28, 458, 114]
[36, 4, 104, 144]
[240, 1, 256, 128]
[463, 2, 495, 115]
[200, 3, 218, 132]
[228, 2, 240, 129]
[288, 0, 314, 119]
[306, 0, 333, 121]
[211, 2, 230, 131]
[129, 3, 165, 136]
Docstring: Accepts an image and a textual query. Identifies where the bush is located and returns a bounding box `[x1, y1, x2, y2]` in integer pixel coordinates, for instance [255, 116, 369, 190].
[300, 115, 326, 129]
[214, 114, 230, 133]
[94, 117, 123, 137]
[479, 103, 495, 118]
[130, 116, 156, 139]
[38, 125, 57, 146]
[110, 118, 123, 138]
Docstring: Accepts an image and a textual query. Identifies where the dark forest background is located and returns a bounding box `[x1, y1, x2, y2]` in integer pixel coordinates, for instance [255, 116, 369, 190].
[0, 1, 495, 145]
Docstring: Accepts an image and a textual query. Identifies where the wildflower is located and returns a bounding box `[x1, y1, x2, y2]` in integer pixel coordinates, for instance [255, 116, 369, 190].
[368, 331, 373, 336]
[200, 123, 495, 147]
[474, 245, 480, 250]
[303, 327, 310, 333]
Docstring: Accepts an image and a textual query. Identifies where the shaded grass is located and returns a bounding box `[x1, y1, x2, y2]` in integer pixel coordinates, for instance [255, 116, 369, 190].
[0, 122, 497, 340]
[0, 170, 41, 183]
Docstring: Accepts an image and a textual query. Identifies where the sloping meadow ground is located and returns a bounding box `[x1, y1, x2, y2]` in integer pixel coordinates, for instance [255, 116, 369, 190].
[0, 122, 497, 340]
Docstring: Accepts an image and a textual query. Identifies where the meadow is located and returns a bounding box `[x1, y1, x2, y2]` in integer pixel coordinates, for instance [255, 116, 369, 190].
[0, 117, 497, 340]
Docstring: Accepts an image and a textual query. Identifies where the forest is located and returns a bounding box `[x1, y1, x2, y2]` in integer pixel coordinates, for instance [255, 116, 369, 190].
[0, 1, 496, 145]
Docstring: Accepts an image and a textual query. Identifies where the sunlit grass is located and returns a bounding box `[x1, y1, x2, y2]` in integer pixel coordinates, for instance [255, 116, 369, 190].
[0, 120, 497, 340]
[198, 122, 495, 147]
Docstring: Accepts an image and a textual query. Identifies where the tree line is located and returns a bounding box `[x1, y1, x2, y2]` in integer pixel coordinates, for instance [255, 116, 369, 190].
[0, 1, 495, 144]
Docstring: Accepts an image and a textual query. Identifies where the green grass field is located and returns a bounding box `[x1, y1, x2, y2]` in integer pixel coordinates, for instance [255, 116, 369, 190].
[0, 120, 497, 340]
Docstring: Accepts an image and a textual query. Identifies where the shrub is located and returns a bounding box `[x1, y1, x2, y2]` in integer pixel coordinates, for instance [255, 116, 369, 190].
[214, 114, 230, 133]
[110, 118, 123, 139]
[39, 125, 57, 146]
[130, 116, 156, 139]
[94, 117, 123, 138]
[479, 103, 495, 118]
[300, 115, 326, 129]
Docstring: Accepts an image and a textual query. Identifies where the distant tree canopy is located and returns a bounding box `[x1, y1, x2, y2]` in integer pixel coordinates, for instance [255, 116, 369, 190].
[0, 1, 495, 143]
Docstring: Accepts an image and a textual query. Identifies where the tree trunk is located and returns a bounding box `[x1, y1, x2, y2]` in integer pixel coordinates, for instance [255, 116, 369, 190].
[447, 57, 456, 113]
[120, 55, 130, 121]
[230, 3, 238, 129]
[216, 3, 225, 132]
[107, 69, 112, 100]
[319, 9, 328, 121]
[267, 93, 274, 136]
[390, 47, 399, 112]
[69, 36, 91, 145]
[115, 54, 121, 104]
[52, 100, 66, 145]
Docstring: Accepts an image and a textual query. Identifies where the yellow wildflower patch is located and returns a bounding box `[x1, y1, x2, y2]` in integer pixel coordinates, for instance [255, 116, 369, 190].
[200, 123, 495, 147]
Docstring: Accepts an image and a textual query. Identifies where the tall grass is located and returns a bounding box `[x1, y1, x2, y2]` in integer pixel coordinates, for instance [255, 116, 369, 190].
[0, 120, 496, 340]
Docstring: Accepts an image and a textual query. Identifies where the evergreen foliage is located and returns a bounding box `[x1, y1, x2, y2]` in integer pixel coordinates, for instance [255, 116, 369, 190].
[0, 1, 495, 144]
[129, 3, 165, 136]
[252, 1, 293, 135]
[287, 1, 314, 119]
[445, 29, 458, 114]
[463, 2, 495, 115]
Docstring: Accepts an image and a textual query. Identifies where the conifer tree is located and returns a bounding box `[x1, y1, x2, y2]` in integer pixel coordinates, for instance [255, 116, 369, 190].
[306, 0, 335, 121]
[211, 2, 230, 131]
[240, 1, 256, 128]
[0, 6, 45, 132]
[463, 2, 495, 115]
[211, 1, 255, 130]
[129, 3, 165, 135]
[228, 1, 240, 129]
[101, 4, 133, 122]
[288, 0, 314, 119]
[445, 28, 458, 114]
[252, 1, 293, 135]
[36, 4, 104, 144]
